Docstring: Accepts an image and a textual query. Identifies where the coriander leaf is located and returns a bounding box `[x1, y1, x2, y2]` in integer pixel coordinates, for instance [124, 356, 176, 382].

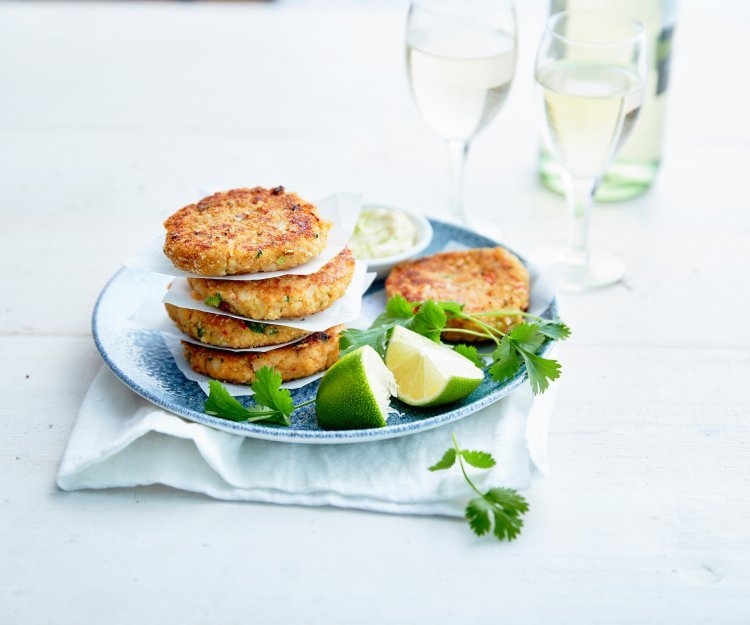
[371, 309, 416, 329]
[485, 487, 529, 515]
[492, 508, 524, 541]
[256, 412, 292, 427]
[244, 410, 290, 426]
[431, 433, 530, 542]
[385, 294, 416, 319]
[428, 448, 456, 471]
[516, 349, 561, 395]
[204, 380, 253, 422]
[466, 497, 493, 536]
[490, 322, 563, 394]
[536, 319, 571, 340]
[244, 320, 268, 334]
[437, 301, 464, 315]
[339, 325, 392, 358]
[454, 344, 484, 368]
[508, 323, 546, 353]
[460, 450, 496, 469]
[204, 293, 222, 307]
[485, 488, 529, 541]
[367, 295, 416, 331]
[488, 338, 521, 383]
[407, 300, 446, 343]
[251, 366, 294, 421]
[204, 379, 290, 426]
[369, 313, 392, 329]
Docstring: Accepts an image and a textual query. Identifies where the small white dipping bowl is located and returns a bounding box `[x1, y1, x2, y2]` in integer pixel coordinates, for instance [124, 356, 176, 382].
[353, 204, 433, 280]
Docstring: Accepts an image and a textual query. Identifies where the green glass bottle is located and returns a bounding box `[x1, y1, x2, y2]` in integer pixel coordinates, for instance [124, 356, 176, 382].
[539, 0, 677, 202]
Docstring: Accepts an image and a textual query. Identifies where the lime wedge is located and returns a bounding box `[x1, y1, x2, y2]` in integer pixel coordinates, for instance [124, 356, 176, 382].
[385, 325, 484, 407]
[316, 345, 397, 430]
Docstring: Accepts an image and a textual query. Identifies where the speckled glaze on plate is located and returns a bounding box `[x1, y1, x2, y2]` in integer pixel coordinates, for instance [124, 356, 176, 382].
[92, 220, 558, 444]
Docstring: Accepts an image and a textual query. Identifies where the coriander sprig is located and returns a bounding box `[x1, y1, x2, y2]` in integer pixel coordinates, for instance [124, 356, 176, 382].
[429, 433, 529, 541]
[204, 366, 313, 426]
[340, 294, 570, 395]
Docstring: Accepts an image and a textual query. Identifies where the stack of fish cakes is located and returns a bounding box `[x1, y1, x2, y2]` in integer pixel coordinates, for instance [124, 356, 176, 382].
[162, 186, 354, 386]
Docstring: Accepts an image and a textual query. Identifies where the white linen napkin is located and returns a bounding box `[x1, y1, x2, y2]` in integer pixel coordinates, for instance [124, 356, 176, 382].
[57, 366, 557, 517]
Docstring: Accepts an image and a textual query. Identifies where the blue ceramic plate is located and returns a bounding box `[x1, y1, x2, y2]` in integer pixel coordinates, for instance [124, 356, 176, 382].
[92, 220, 558, 444]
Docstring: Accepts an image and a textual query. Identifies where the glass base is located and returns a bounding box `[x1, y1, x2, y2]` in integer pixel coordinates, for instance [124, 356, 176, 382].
[530, 244, 626, 293]
[539, 151, 660, 203]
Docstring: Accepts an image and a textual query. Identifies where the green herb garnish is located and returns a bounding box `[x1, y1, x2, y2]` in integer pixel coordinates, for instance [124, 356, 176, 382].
[204, 293, 223, 307]
[204, 367, 313, 426]
[453, 344, 483, 368]
[340, 295, 570, 395]
[490, 323, 561, 394]
[429, 433, 529, 541]
[244, 320, 268, 334]
[242, 321, 279, 336]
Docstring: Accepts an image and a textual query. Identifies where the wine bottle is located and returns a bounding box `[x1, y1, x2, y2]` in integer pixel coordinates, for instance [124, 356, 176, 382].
[538, 0, 677, 202]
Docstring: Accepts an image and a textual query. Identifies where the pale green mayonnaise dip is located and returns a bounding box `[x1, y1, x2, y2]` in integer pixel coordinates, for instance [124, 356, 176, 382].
[349, 207, 418, 260]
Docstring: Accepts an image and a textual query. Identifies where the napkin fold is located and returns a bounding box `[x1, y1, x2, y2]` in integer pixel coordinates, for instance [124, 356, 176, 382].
[57, 366, 557, 517]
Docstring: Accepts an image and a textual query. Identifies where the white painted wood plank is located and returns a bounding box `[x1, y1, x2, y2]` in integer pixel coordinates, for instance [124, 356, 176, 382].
[1, 337, 748, 624]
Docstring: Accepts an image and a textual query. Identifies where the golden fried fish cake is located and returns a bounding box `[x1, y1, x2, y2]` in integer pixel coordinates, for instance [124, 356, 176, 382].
[163, 186, 331, 276]
[165, 304, 308, 349]
[182, 325, 343, 385]
[188, 248, 355, 321]
[385, 247, 529, 342]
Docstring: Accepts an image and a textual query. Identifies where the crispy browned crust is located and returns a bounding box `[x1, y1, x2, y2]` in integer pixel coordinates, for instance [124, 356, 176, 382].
[182, 325, 343, 385]
[385, 247, 529, 342]
[163, 186, 331, 276]
[165, 303, 308, 348]
[187, 248, 355, 320]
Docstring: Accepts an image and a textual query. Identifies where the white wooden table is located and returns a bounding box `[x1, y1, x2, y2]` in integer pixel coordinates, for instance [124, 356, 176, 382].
[1, 1, 748, 623]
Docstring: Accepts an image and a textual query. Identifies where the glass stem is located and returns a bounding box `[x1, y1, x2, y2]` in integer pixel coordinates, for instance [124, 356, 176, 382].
[447, 139, 469, 224]
[562, 174, 598, 268]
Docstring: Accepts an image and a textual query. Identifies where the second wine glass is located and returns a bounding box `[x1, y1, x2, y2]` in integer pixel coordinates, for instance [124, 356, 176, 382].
[406, 0, 517, 224]
[535, 11, 648, 291]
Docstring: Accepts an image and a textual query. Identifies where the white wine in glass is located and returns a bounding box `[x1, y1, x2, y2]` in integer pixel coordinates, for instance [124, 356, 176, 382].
[406, 0, 517, 224]
[539, 63, 644, 180]
[535, 12, 647, 291]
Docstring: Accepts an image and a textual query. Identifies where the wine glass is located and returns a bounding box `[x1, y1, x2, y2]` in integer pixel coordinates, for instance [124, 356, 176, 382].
[535, 11, 647, 291]
[406, 0, 517, 225]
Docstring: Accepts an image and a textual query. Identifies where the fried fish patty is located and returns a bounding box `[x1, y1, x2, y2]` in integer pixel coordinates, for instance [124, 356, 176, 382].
[182, 325, 343, 385]
[163, 186, 331, 276]
[385, 247, 529, 342]
[188, 248, 355, 321]
[165, 303, 308, 349]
